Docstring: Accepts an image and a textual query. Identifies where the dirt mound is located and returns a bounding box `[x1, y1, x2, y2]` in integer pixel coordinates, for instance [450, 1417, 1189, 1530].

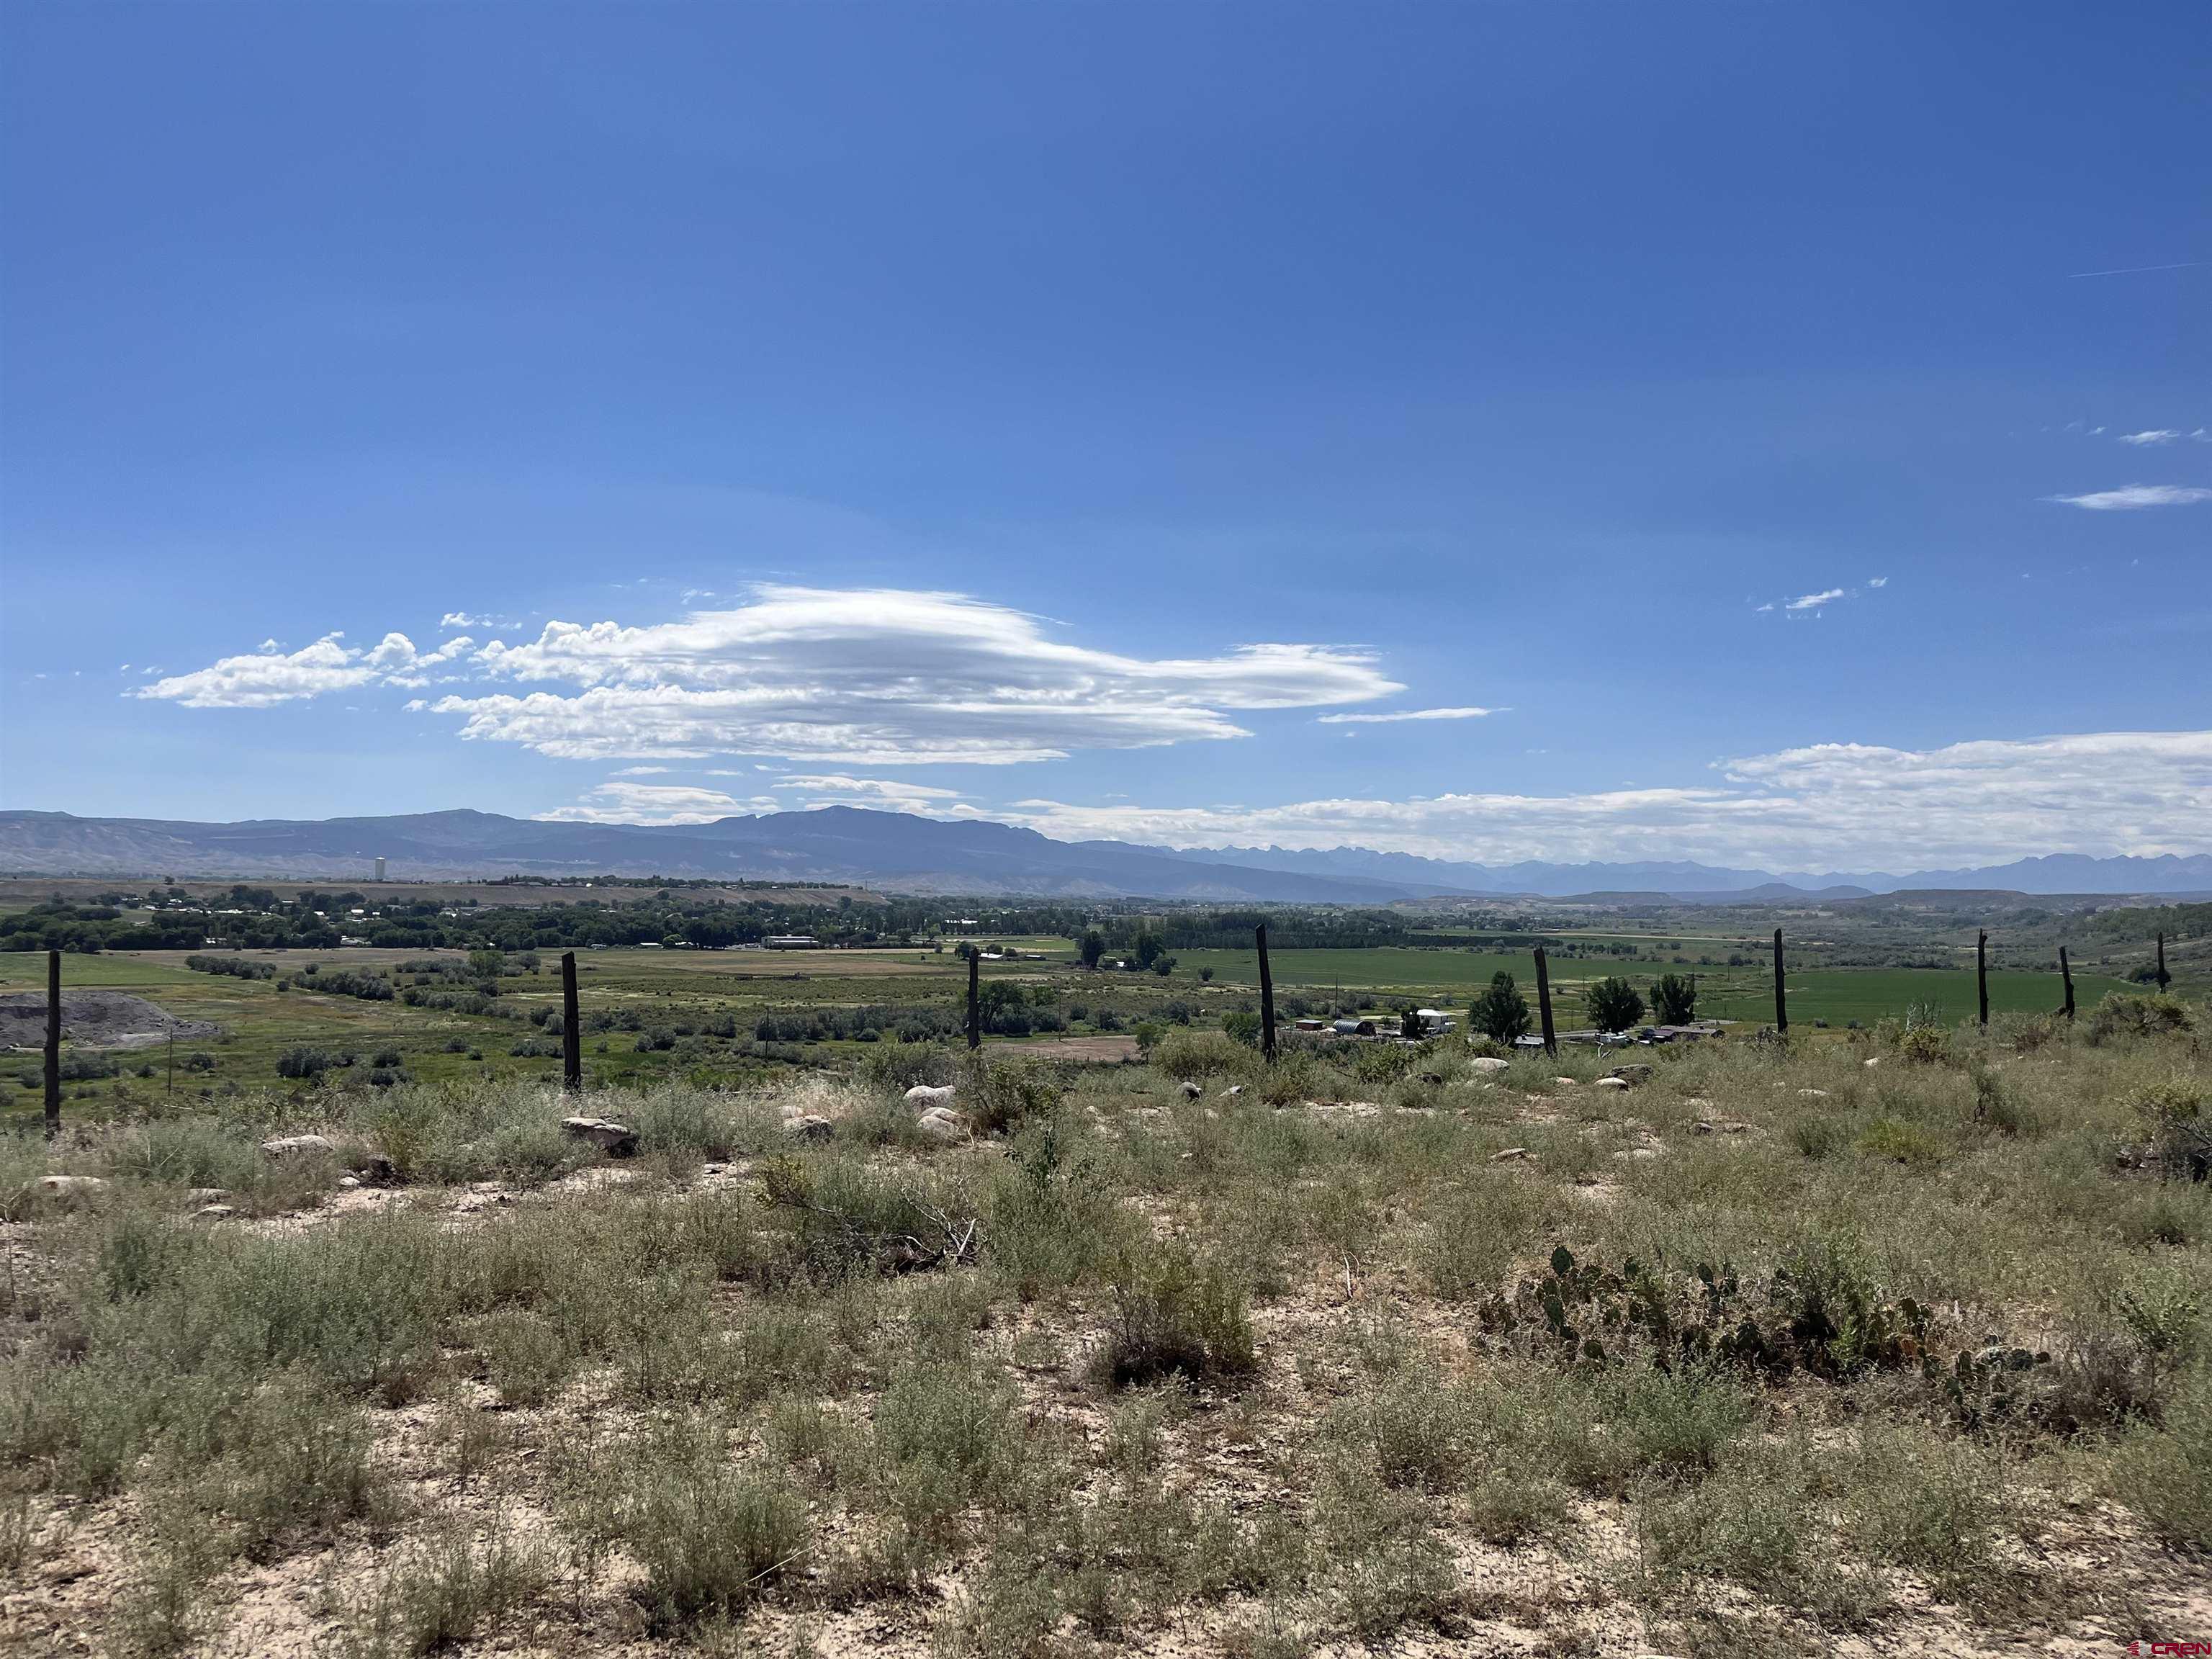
[0, 989, 218, 1051]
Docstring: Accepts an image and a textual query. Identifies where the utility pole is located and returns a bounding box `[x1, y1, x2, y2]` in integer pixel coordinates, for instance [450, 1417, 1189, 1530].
[45, 950, 63, 1141]
[560, 951, 582, 1091]
[1771, 929, 1788, 1034]
[966, 949, 981, 1051]
[1534, 945, 1557, 1056]
[1256, 923, 1277, 1061]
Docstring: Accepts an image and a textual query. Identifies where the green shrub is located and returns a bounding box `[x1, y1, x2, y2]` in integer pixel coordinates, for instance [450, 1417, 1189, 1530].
[614, 1442, 809, 1629]
[1151, 1028, 1254, 1081]
[1097, 1242, 1256, 1388]
[2088, 992, 2194, 1046]
[2105, 1368, 2212, 1550]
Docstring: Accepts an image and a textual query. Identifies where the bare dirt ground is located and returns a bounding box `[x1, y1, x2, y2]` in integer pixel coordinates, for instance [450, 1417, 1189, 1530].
[0, 989, 217, 1051]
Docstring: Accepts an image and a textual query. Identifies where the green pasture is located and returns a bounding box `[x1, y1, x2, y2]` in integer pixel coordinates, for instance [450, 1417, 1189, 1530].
[1169, 946, 2131, 1028]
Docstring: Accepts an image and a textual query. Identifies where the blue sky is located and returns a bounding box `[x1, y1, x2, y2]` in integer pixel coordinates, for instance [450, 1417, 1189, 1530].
[3, 2, 2207, 871]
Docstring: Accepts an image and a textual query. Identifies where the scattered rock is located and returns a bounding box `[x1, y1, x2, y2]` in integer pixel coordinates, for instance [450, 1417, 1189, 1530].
[336, 1174, 362, 1190]
[560, 1116, 639, 1156]
[194, 1203, 235, 1220]
[1179, 1080, 1203, 1100]
[1694, 1120, 1715, 1135]
[1593, 1076, 1632, 1091]
[1797, 1088, 1830, 1099]
[1469, 1056, 1511, 1074]
[1606, 1064, 1655, 1086]
[1220, 1084, 1245, 1098]
[914, 1105, 966, 1145]
[1490, 1146, 1530, 1162]
[1863, 1056, 1882, 1068]
[185, 1187, 229, 1205]
[1694, 1119, 1750, 1136]
[34, 1174, 109, 1205]
[1418, 1071, 1445, 1086]
[1553, 1076, 1581, 1088]
[260, 1133, 336, 1158]
[784, 1113, 834, 1142]
[905, 1084, 959, 1108]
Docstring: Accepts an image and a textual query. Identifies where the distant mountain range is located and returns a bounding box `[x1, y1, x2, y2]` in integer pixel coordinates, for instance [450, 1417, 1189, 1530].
[4, 808, 2210, 904]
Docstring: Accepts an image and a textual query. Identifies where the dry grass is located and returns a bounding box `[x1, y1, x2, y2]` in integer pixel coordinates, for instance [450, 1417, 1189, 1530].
[3, 1009, 2210, 1655]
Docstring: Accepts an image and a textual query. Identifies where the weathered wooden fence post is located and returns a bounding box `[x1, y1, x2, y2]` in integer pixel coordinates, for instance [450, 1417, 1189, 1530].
[1977, 930, 1990, 1028]
[1533, 945, 1557, 1056]
[1771, 928, 1787, 1034]
[560, 950, 582, 1091]
[1256, 923, 1277, 1061]
[2156, 932, 2171, 994]
[44, 949, 62, 1141]
[966, 948, 981, 1051]
[2059, 945, 2075, 1020]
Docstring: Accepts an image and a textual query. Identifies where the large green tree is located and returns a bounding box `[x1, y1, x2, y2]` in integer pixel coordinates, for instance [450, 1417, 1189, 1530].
[1470, 971, 1532, 1043]
[1584, 976, 1646, 1033]
[1650, 971, 1697, 1025]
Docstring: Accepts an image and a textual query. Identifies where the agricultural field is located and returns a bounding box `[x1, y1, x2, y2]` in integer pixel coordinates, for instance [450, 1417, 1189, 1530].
[1, 992, 2208, 1656]
[0, 933, 2152, 1136]
[1169, 947, 2134, 1028]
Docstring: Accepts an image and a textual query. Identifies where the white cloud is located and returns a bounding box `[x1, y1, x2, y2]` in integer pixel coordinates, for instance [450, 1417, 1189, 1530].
[136, 634, 389, 708]
[441, 611, 518, 629]
[1316, 706, 1498, 725]
[2046, 484, 2212, 511]
[150, 586, 1398, 763]
[991, 729, 2212, 868]
[610, 765, 673, 776]
[435, 585, 1400, 763]
[1784, 588, 1847, 611]
[772, 774, 964, 811]
[534, 781, 773, 825]
[1867, 576, 1889, 588]
[2118, 430, 2182, 446]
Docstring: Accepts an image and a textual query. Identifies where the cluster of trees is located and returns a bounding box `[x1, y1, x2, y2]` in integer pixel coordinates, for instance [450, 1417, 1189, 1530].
[1462, 968, 1701, 1040]
[0, 902, 215, 953]
[185, 953, 276, 981]
[1075, 929, 1179, 976]
[282, 967, 394, 1002]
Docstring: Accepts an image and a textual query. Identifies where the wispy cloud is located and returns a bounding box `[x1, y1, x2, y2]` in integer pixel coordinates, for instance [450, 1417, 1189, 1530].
[2118, 430, 2182, 446]
[1784, 588, 1847, 612]
[992, 729, 2212, 868]
[2046, 484, 2212, 511]
[1316, 706, 1498, 725]
[535, 781, 773, 825]
[441, 611, 518, 629]
[773, 774, 965, 811]
[1867, 576, 1889, 588]
[2063, 261, 2202, 279]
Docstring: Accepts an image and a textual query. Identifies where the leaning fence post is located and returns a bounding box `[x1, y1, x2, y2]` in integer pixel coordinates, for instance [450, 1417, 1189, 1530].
[966, 949, 981, 1051]
[1256, 923, 1277, 1061]
[1977, 930, 1990, 1028]
[2059, 946, 2075, 1020]
[1533, 945, 1557, 1056]
[1771, 928, 1787, 1034]
[44, 949, 62, 1141]
[2156, 932, 2171, 994]
[560, 950, 582, 1091]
